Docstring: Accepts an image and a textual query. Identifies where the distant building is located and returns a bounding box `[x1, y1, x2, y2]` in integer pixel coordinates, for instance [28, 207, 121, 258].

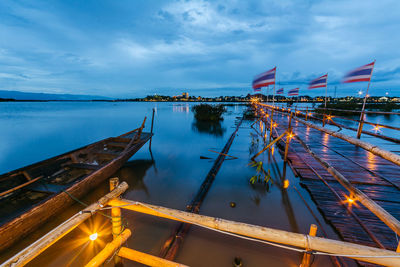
[182, 92, 189, 98]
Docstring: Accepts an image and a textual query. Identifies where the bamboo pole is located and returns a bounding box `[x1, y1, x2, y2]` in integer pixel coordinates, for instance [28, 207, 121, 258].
[251, 131, 287, 161]
[109, 178, 122, 266]
[118, 247, 189, 267]
[301, 224, 318, 267]
[357, 60, 375, 139]
[149, 108, 155, 150]
[294, 135, 400, 237]
[85, 229, 131, 267]
[294, 117, 400, 167]
[324, 73, 328, 109]
[109, 199, 400, 266]
[305, 107, 308, 121]
[2, 181, 129, 267]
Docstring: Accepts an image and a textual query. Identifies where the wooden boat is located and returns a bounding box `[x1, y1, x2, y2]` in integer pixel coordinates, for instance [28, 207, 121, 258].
[0, 118, 152, 251]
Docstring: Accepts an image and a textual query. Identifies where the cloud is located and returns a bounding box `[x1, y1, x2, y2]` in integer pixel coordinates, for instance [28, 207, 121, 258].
[0, 0, 399, 97]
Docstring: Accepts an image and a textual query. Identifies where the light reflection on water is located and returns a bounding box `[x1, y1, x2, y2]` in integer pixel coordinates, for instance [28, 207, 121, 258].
[0, 102, 340, 266]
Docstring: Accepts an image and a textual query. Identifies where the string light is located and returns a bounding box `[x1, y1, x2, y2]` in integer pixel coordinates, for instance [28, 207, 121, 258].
[283, 180, 289, 189]
[373, 125, 381, 132]
[89, 233, 98, 241]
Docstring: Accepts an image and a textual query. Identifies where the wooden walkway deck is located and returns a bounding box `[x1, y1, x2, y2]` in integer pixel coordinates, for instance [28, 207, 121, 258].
[263, 108, 400, 264]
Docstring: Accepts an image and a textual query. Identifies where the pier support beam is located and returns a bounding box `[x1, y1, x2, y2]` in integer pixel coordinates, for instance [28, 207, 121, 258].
[301, 224, 318, 267]
[110, 178, 123, 266]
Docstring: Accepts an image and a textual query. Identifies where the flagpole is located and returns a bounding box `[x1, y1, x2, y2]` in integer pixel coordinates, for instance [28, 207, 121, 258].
[272, 67, 276, 107]
[324, 73, 328, 108]
[356, 60, 376, 139]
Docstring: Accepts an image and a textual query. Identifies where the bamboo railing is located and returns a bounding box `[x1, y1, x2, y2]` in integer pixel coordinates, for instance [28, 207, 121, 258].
[4, 177, 400, 266]
[269, 102, 400, 141]
[253, 103, 400, 256]
[109, 199, 400, 266]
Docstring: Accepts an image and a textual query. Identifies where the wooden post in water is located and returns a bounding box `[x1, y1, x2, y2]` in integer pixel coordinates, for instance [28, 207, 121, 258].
[301, 224, 318, 267]
[305, 107, 308, 121]
[322, 114, 326, 127]
[149, 108, 155, 150]
[110, 178, 123, 266]
[284, 112, 293, 162]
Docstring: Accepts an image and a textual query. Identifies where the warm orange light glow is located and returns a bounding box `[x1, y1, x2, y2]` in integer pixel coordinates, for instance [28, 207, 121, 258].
[373, 125, 381, 131]
[89, 233, 98, 241]
[343, 195, 358, 208]
[273, 123, 277, 127]
[308, 113, 312, 116]
[283, 179, 289, 189]
[287, 132, 294, 139]
[327, 115, 332, 120]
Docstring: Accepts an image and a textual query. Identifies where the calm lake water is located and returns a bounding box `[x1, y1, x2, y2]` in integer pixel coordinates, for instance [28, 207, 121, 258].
[3, 101, 398, 266]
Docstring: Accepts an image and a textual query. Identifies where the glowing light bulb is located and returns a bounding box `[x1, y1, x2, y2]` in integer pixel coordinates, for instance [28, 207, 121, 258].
[373, 125, 381, 131]
[283, 180, 289, 189]
[89, 233, 98, 241]
[358, 91, 363, 95]
[273, 123, 277, 127]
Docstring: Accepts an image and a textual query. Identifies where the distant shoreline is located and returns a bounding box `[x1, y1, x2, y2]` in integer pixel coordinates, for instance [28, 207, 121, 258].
[1, 99, 399, 103]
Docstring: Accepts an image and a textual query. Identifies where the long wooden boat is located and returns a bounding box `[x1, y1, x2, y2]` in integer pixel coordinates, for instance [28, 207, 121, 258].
[0, 118, 152, 252]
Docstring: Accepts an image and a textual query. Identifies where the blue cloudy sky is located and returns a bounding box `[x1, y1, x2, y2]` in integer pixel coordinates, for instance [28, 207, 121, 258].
[0, 0, 399, 98]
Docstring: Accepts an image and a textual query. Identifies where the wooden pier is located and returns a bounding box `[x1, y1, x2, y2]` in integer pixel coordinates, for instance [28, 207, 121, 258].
[254, 103, 400, 265]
